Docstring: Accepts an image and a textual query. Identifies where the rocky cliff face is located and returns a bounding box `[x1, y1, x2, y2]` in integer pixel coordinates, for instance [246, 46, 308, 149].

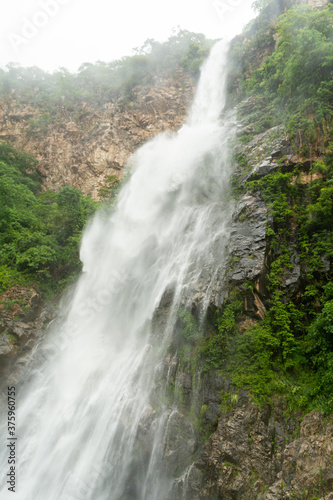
[0, 285, 56, 386]
[2, 121, 331, 500]
[160, 127, 333, 500]
[0, 71, 194, 199]
[174, 395, 333, 499]
[0, 2, 332, 498]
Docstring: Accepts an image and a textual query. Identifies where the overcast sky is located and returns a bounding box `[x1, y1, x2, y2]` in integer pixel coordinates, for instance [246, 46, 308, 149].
[1, 0, 256, 73]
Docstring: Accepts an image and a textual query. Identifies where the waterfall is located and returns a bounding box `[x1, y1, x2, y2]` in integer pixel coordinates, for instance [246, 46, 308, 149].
[0, 40, 234, 500]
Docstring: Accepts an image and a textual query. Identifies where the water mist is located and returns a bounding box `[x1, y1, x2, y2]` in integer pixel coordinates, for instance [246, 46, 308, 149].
[0, 40, 235, 500]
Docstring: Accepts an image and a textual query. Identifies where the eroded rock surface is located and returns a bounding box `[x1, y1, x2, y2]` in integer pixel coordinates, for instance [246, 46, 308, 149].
[171, 380, 333, 500]
[0, 72, 194, 199]
[227, 193, 268, 289]
[0, 285, 55, 386]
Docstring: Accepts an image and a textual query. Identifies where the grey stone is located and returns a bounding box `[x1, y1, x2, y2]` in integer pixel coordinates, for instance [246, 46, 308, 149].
[226, 193, 267, 286]
[0, 334, 14, 357]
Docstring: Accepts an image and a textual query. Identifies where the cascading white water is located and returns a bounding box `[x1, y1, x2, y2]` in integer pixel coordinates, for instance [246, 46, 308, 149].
[0, 40, 234, 500]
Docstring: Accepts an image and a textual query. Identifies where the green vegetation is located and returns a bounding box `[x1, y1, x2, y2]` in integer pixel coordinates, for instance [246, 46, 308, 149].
[177, 308, 199, 343]
[200, 3, 333, 415]
[228, 4, 333, 148]
[0, 142, 98, 297]
[97, 174, 121, 202]
[252, 0, 272, 13]
[0, 30, 212, 119]
[171, 150, 333, 415]
[199, 300, 241, 371]
[249, 5, 333, 143]
[97, 169, 132, 207]
[201, 152, 333, 414]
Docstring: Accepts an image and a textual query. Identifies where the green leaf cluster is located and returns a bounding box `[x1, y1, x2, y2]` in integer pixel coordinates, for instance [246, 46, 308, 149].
[196, 154, 333, 413]
[0, 143, 98, 296]
[177, 309, 199, 342]
[228, 4, 333, 145]
[247, 5, 333, 141]
[198, 300, 241, 371]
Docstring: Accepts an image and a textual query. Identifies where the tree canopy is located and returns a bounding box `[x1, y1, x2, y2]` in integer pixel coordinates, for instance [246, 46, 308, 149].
[0, 143, 98, 296]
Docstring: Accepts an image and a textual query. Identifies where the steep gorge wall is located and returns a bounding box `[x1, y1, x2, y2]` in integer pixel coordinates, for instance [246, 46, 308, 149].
[2, 107, 332, 500]
[0, 71, 194, 199]
[152, 123, 333, 500]
[0, 1, 332, 498]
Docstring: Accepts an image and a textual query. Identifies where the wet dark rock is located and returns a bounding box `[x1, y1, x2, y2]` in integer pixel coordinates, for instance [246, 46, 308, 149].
[324, 465, 333, 491]
[0, 334, 15, 357]
[137, 405, 156, 437]
[164, 410, 197, 475]
[175, 371, 192, 406]
[158, 288, 175, 309]
[244, 291, 267, 319]
[0, 285, 57, 383]
[173, 464, 202, 500]
[249, 159, 281, 180]
[246, 151, 295, 183]
[226, 193, 267, 290]
[164, 352, 179, 384]
[320, 255, 331, 273]
[8, 321, 31, 338]
[203, 402, 220, 426]
[238, 390, 249, 406]
[182, 403, 333, 500]
[283, 251, 301, 292]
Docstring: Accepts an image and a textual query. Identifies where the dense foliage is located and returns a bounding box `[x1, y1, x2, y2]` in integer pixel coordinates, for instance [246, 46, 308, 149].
[173, 161, 333, 416]
[0, 30, 212, 115]
[187, 151, 333, 415]
[1, 1, 332, 418]
[228, 3, 333, 148]
[0, 30, 212, 292]
[0, 143, 98, 297]
[170, 2, 333, 416]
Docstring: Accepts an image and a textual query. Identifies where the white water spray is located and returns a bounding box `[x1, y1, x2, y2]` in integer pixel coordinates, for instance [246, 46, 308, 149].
[0, 40, 233, 500]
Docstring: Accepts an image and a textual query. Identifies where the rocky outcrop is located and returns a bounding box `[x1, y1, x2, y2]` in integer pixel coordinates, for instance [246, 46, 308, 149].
[161, 127, 332, 499]
[0, 285, 55, 384]
[0, 72, 194, 199]
[163, 344, 333, 500]
[233, 120, 327, 187]
[163, 342, 333, 499]
[1, 7, 332, 496]
[227, 193, 268, 290]
[178, 399, 332, 500]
